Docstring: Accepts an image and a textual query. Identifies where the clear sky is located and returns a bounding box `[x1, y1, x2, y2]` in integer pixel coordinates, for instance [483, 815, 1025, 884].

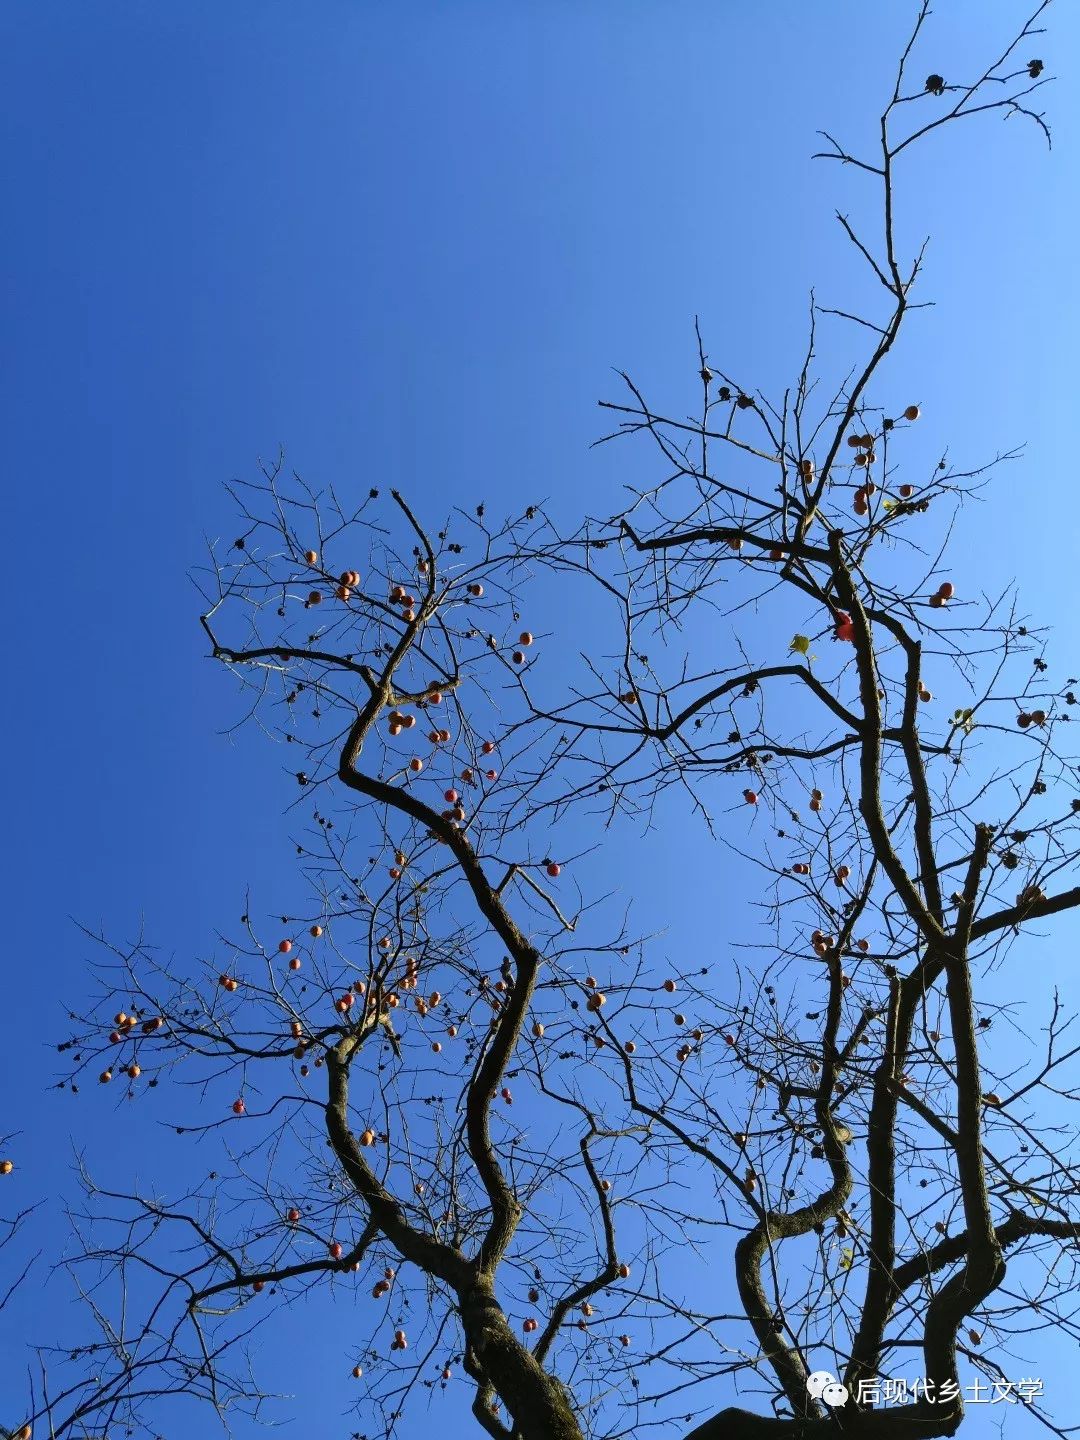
[2, 2, 1078, 1438]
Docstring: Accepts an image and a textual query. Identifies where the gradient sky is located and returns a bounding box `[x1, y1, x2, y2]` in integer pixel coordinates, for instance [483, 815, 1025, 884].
[2, 2, 1079, 1438]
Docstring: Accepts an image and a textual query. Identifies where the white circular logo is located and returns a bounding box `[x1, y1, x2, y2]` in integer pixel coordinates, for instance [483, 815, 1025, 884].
[806, 1371, 834, 1400]
[821, 1381, 850, 1408]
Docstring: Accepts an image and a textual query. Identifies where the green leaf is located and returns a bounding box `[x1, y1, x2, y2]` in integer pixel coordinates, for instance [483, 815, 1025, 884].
[839, 1248, 854, 1271]
[789, 634, 814, 659]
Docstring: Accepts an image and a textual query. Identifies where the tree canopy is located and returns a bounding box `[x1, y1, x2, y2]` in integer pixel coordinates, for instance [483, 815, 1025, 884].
[3, 5, 1077, 1440]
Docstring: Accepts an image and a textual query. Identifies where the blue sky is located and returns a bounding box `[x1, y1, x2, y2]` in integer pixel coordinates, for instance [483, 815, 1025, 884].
[2, 2, 1078, 1437]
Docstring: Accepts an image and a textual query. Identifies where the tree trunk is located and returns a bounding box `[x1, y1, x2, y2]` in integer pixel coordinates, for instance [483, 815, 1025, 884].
[460, 1280, 584, 1440]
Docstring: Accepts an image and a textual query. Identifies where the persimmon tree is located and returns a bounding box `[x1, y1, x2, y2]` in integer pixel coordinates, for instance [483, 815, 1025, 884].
[19, 5, 1080, 1440]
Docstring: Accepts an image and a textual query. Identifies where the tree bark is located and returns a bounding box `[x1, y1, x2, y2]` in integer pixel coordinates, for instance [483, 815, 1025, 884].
[459, 1280, 584, 1440]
